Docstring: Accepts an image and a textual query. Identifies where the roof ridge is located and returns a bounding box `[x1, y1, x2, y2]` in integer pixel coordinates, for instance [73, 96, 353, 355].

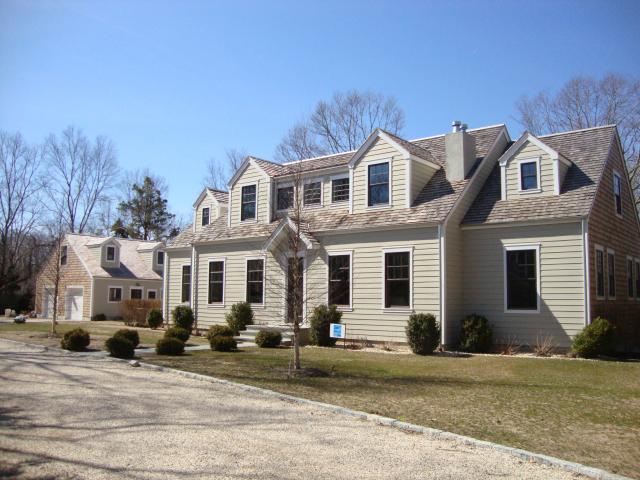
[409, 124, 506, 142]
[538, 124, 617, 138]
[207, 187, 228, 194]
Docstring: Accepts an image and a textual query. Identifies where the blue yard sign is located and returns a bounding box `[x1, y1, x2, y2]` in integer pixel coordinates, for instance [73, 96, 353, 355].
[330, 323, 345, 339]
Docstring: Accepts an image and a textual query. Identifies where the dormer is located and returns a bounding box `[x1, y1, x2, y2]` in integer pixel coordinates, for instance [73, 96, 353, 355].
[227, 157, 275, 227]
[193, 187, 228, 232]
[137, 242, 165, 274]
[87, 237, 121, 269]
[499, 132, 572, 200]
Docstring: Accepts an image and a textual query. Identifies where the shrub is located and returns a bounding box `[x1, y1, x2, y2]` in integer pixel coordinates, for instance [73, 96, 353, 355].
[91, 313, 107, 321]
[147, 309, 163, 329]
[405, 313, 440, 355]
[458, 314, 493, 353]
[172, 305, 195, 332]
[309, 304, 342, 347]
[206, 325, 235, 341]
[572, 317, 615, 358]
[113, 328, 140, 348]
[60, 328, 90, 351]
[210, 335, 237, 352]
[255, 330, 282, 348]
[122, 299, 162, 327]
[156, 337, 185, 355]
[105, 335, 135, 359]
[225, 302, 254, 334]
[165, 326, 190, 343]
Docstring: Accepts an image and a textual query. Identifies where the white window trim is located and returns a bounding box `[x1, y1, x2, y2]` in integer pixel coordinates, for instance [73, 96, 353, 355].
[276, 182, 295, 213]
[516, 157, 542, 194]
[366, 159, 393, 209]
[627, 255, 634, 299]
[201, 206, 210, 226]
[303, 178, 323, 208]
[381, 247, 414, 312]
[595, 244, 606, 300]
[107, 286, 123, 304]
[105, 245, 117, 263]
[156, 250, 165, 266]
[635, 258, 640, 301]
[330, 173, 350, 205]
[326, 250, 353, 311]
[147, 288, 158, 300]
[129, 286, 143, 300]
[181, 264, 191, 304]
[240, 183, 258, 223]
[207, 257, 226, 307]
[613, 170, 623, 218]
[607, 248, 616, 300]
[503, 243, 541, 314]
[245, 255, 266, 308]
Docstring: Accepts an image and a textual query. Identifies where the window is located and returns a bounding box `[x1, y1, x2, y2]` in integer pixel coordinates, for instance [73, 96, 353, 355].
[181, 265, 191, 303]
[331, 177, 349, 203]
[595, 247, 605, 299]
[277, 185, 294, 210]
[368, 163, 389, 206]
[304, 181, 322, 206]
[208, 261, 224, 304]
[628, 257, 634, 298]
[157, 251, 164, 266]
[108, 287, 122, 303]
[328, 254, 350, 307]
[384, 250, 411, 308]
[246, 259, 264, 304]
[505, 245, 539, 312]
[202, 207, 210, 226]
[520, 161, 539, 191]
[130, 287, 143, 300]
[241, 185, 256, 221]
[613, 172, 622, 216]
[147, 289, 157, 300]
[106, 245, 116, 262]
[636, 260, 640, 300]
[60, 245, 67, 265]
[607, 250, 616, 298]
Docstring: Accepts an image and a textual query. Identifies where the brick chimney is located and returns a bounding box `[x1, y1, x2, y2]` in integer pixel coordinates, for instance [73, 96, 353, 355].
[445, 121, 476, 182]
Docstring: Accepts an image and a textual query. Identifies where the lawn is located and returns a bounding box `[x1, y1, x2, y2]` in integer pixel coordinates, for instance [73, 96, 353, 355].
[0, 320, 208, 350]
[146, 346, 640, 478]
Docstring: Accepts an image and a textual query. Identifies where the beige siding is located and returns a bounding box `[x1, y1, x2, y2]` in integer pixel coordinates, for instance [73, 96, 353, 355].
[194, 192, 222, 233]
[462, 222, 585, 347]
[165, 249, 191, 320]
[505, 141, 555, 198]
[230, 163, 270, 226]
[92, 278, 163, 319]
[324, 171, 350, 212]
[410, 161, 434, 205]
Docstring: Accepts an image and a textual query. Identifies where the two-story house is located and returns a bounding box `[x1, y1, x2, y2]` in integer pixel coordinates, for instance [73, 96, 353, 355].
[36, 234, 165, 320]
[164, 123, 640, 349]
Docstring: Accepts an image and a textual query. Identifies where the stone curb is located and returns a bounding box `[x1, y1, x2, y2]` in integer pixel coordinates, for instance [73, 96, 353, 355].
[1, 337, 633, 480]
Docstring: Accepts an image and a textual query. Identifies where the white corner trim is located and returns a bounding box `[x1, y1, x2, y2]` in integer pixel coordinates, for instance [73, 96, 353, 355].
[348, 168, 354, 214]
[581, 218, 591, 325]
[500, 164, 507, 201]
[503, 243, 541, 314]
[438, 224, 445, 346]
[406, 157, 412, 208]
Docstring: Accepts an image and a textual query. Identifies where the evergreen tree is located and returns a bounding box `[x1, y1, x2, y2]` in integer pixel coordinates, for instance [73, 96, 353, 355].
[117, 176, 174, 240]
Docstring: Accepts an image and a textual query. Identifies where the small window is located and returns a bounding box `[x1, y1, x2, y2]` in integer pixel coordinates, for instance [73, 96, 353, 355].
[60, 245, 67, 265]
[157, 251, 164, 266]
[181, 265, 191, 303]
[277, 186, 294, 210]
[246, 259, 264, 304]
[202, 207, 210, 226]
[636, 261, 640, 300]
[108, 287, 122, 303]
[241, 185, 256, 221]
[607, 251, 616, 298]
[130, 287, 143, 300]
[505, 246, 538, 311]
[147, 290, 157, 300]
[368, 163, 389, 206]
[208, 261, 224, 304]
[106, 245, 116, 262]
[613, 172, 622, 216]
[328, 254, 350, 307]
[384, 251, 410, 308]
[595, 248, 605, 299]
[628, 257, 634, 298]
[520, 161, 539, 191]
[331, 177, 349, 203]
[304, 181, 322, 206]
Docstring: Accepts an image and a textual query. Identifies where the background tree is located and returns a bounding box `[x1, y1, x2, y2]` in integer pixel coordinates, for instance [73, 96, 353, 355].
[515, 73, 640, 204]
[117, 176, 175, 240]
[203, 147, 247, 189]
[37, 218, 67, 334]
[44, 126, 118, 233]
[275, 90, 405, 162]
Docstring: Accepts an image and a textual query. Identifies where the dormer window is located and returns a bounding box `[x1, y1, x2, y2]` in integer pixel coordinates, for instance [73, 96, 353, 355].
[106, 245, 116, 262]
[241, 185, 256, 221]
[277, 185, 294, 211]
[368, 162, 389, 206]
[613, 171, 622, 216]
[303, 181, 322, 206]
[60, 246, 67, 265]
[157, 250, 164, 266]
[202, 207, 210, 226]
[331, 177, 349, 203]
[519, 160, 539, 191]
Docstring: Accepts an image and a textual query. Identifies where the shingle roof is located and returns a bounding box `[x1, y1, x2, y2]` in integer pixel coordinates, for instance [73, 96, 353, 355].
[66, 234, 162, 280]
[462, 126, 617, 225]
[166, 226, 195, 249]
[206, 188, 229, 204]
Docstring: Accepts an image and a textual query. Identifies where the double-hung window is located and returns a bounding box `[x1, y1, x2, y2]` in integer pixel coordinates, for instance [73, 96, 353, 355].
[368, 162, 389, 206]
[106, 245, 116, 262]
[157, 251, 164, 266]
[636, 260, 640, 300]
[202, 207, 210, 226]
[241, 185, 256, 221]
[328, 253, 351, 308]
[181, 265, 191, 303]
[208, 261, 224, 304]
[246, 259, 264, 304]
[130, 287, 143, 300]
[519, 160, 539, 191]
[60, 246, 67, 265]
[331, 177, 349, 203]
[595, 247, 605, 299]
[607, 250, 616, 298]
[277, 185, 294, 210]
[304, 181, 322, 206]
[384, 250, 411, 308]
[147, 290, 157, 300]
[505, 245, 539, 312]
[628, 257, 634, 298]
[613, 172, 622, 216]
[108, 287, 122, 303]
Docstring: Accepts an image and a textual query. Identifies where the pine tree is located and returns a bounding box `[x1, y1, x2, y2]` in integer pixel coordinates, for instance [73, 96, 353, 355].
[117, 176, 174, 240]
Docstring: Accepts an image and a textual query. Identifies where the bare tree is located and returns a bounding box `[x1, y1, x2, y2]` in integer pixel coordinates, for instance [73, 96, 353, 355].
[275, 90, 405, 162]
[515, 73, 640, 204]
[38, 219, 66, 335]
[44, 126, 118, 233]
[203, 148, 247, 189]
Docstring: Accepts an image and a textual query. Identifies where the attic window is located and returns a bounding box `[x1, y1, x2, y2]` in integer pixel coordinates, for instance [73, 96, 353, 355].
[202, 207, 210, 226]
[613, 172, 622, 216]
[519, 161, 539, 191]
[157, 251, 164, 266]
[368, 162, 390, 206]
[106, 246, 116, 262]
[60, 246, 67, 265]
[241, 185, 256, 221]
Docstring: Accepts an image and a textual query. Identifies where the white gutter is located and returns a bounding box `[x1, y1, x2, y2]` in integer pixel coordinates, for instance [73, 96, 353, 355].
[162, 254, 168, 322]
[581, 217, 591, 326]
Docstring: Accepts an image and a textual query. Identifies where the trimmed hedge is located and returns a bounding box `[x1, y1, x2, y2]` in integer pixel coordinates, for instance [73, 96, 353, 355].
[165, 326, 190, 343]
[405, 313, 440, 355]
[225, 302, 254, 334]
[309, 304, 342, 347]
[206, 325, 235, 341]
[114, 328, 140, 348]
[572, 317, 615, 358]
[255, 330, 282, 348]
[60, 328, 90, 351]
[172, 305, 195, 332]
[156, 337, 185, 355]
[210, 335, 237, 352]
[105, 335, 135, 359]
[458, 314, 493, 353]
[147, 309, 163, 329]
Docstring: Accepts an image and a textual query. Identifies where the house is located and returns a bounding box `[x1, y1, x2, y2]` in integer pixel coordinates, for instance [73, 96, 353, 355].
[164, 123, 640, 349]
[35, 234, 165, 320]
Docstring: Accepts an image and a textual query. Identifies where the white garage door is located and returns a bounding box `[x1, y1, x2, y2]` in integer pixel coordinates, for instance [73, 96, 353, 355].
[65, 288, 84, 321]
[42, 288, 55, 318]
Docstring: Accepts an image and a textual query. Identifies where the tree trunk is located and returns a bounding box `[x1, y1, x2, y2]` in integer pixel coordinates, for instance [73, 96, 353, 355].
[293, 316, 300, 370]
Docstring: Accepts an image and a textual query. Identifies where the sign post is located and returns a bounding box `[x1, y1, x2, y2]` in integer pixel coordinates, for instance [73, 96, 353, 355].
[330, 323, 346, 349]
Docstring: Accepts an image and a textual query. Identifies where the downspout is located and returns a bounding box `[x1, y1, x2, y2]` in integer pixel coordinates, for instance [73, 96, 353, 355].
[582, 217, 591, 326]
[162, 254, 168, 323]
[89, 276, 94, 320]
[191, 245, 198, 329]
[438, 223, 446, 347]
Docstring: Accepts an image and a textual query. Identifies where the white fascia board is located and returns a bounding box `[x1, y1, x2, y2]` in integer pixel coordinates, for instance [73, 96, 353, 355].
[227, 156, 271, 189]
[498, 132, 563, 167]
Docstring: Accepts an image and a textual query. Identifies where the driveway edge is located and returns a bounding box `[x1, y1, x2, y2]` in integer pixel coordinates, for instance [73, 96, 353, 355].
[1, 337, 633, 480]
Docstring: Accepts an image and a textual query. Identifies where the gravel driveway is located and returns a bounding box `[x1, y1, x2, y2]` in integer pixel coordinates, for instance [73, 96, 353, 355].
[0, 339, 583, 480]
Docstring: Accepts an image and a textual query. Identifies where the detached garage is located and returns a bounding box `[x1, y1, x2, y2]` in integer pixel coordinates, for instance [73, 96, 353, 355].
[64, 287, 84, 321]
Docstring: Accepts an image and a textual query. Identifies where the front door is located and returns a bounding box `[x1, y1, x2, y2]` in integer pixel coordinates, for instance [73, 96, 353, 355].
[287, 257, 303, 323]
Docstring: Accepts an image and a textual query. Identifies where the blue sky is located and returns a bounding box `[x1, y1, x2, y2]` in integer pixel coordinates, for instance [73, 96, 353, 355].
[1, 0, 639, 218]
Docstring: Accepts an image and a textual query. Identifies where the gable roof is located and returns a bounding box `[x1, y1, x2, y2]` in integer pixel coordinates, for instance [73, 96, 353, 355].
[193, 187, 229, 208]
[463, 125, 618, 225]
